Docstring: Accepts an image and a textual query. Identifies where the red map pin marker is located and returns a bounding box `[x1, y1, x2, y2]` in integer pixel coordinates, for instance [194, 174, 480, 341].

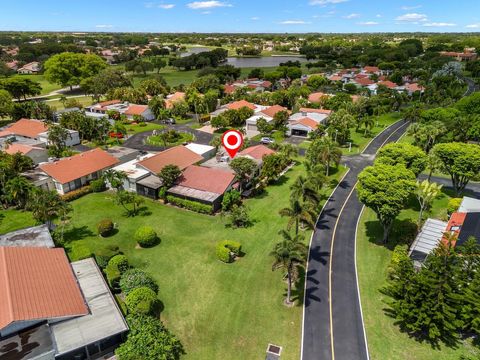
[222, 129, 243, 158]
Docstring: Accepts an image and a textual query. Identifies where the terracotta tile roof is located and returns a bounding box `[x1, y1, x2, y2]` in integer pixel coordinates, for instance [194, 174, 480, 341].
[177, 165, 235, 194]
[442, 212, 467, 247]
[239, 144, 275, 160]
[260, 105, 288, 118]
[4, 143, 44, 155]
[124, 105, 149, 116]
[3, 118, 48, 139]
[363, 66, 380, 73]
[354, 77, 375, 86]
[0, 130, 14, 138]
[224, 84, 236, 94]
[138, 146, 203, 174]
[328, 75, 342, 82]
[261, 80, 272, 88]
[40, 148, 118, 184]
[308, 92, 329, 103]
[405, 83, 424, 92]
[293, 117, 319, 130]
[165, 92, 186, 109]
[0, 247, 89, 330]
[378, 80, 398, 89]
[299, 107, 332, 115]
[226, 100, 256, 111]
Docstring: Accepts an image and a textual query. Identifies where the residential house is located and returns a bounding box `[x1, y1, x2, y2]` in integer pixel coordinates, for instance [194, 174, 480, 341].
[287, 108, 331, 137]
[223, 79, 272, 95]
[308, 92, 331, 104]
[110, 153, 156, 192]
[210, 100, 267, 118]
[86, 101, 154, 121]
[245, 104, 288, 134]
[135, 146, 203, 199]
[440, 50, 478, 61]
[167, 165, 236, 211]
[123, 104, 155, 121]
[40, 148, 119, 194]
[238, 144, 275, 166]
[165, 92, 186, 109]
[0, 246, 128, 359]
[185, 143, 216, 160]
[3, 143, 48, 164]
[17, 61, 41, 74]
[38, 128, 81, 147]
[107, 146, 142, 164]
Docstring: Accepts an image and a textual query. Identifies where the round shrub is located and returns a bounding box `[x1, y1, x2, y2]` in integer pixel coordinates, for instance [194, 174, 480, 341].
[216, 240, 242, 263]
[108, 255, 129, 273]
[105, 265, 121, 289]
[447, 198, 462, 215]
[119, 268, 159, 295]
[125, 287, 157, 315]
[97, 219, 114, 237]
[94, 245, 120, 269]
[90, 178, 106, 192]
[134, 226, 159, 248]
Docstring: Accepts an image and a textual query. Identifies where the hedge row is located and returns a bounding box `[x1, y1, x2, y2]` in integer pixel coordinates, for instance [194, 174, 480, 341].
[61, 185, 92, 202]
[216, 240, 242, 263]
[105, 254, 129, 289]
[166, 195, 213, 214]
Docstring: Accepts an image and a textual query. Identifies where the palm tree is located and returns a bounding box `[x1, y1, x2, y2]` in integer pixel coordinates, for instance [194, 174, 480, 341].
[362, 117, 375, 136]
[103, 169, 127, 191]
[415, 180, 443, 226]
[4, 176, 32, 209]
[305, 163, 326, 192]
[290, 176, 320, 207]
[111, 121, 127, 145]
[279, 198, 316, 235]
[311, 136, 342, 176]
[271, 229, 307, 305]
[27, 189, 71, 230]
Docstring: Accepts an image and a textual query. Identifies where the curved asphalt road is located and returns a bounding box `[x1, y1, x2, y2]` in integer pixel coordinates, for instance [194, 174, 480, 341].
[301, 119, 411, 360]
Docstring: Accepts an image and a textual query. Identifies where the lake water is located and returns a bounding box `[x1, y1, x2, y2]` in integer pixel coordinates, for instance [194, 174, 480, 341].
[181, 47, 308, 68]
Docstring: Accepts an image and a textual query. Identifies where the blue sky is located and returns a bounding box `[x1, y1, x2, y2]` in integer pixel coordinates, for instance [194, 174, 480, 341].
[1, 0, 480, 33]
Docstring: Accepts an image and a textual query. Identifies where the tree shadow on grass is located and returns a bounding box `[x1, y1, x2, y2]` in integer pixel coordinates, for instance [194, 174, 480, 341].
[364, 218, 417, 251]
[62, 225, 95, 243]
[291, 266, 306, 307]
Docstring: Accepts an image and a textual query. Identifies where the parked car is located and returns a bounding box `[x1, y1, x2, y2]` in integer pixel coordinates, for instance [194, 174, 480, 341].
[162, 118, 176, 125]
[260, 137, 274, 144]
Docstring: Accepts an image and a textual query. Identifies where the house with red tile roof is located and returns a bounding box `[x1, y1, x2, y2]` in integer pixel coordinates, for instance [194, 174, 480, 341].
[287, 109, 330, 137]
[165, 92, 186, 109]
[226, 100, 257, 111]
[40, 148, 118, 194]
[124, 104, 155, 121]
[308, 92, 331, 104]
[85, 101, 155, 121]
[362, 66, 380, 75]
[239, 144, 275, 161]
[167, 165, 236, 211]
[378, 80, 398, 89]
[17, 61, 41, 74]
[3, 143, 48, 164]
[0, 245, 128, 357]
[0, 118, 48, 139]
[353, 77, 375, 87]
[245, 105, 289, 134]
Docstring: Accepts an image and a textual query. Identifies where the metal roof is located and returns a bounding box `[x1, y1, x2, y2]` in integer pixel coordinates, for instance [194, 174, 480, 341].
[0, 225, 54, 248]
[409, 218, 447, 263]
[0, 323, 55, 360]
[458, 196, 480, 213]
[50, 258, 128, 356]
[168, 185, 221, 203]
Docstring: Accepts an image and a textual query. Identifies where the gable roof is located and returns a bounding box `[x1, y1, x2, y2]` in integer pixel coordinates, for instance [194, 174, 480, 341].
[226, 100, 256, 111]
[40, 148, 118, 184]
[124, 105, 149, 116]
[308, 92, 329, 103]
[4, 143, 44, 155]
[176, 165, 235, 194]
[260, 105, 287, 118]
[165, 92, 186, 109]
[354, 77, 375, 86]
[0, 247, 89, 330]
[97, 99, 121, 107]
[378, 80, 398, 89]
[239, 144, 275, 160]
[293, 117, 319, 130]
[137, 146, 203, 174]
[363, 66, 380, 73]
[2, 118, 48, 139]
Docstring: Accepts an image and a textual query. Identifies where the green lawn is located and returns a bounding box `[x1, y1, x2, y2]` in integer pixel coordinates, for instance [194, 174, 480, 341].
[11, 74, 62, 95]
[344, 113, 402, 155]
[125, 122, 165, 135]
[356, 189, 480, 360]
[46, 95, 94, 110]
[34, 160, 345, 360]
[0, 209, 35, 234]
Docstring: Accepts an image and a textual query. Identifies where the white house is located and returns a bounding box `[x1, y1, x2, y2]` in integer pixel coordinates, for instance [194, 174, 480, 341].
[38, 129, 80, 147]
[287, 108, 331, 137]
[17, 61, 41, 74]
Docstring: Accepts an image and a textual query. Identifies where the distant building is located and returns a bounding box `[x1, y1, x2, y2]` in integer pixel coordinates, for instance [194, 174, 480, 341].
[17, 61, 41, 74]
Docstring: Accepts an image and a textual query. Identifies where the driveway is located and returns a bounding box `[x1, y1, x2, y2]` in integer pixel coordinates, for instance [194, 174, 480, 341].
[302, 119, 410, 360]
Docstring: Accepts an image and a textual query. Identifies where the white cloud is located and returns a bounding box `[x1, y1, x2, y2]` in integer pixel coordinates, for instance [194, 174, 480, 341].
[251, 17, 260, 21]
[423, 22, 456, 27]
[187, 1, 231, 9]
[466, 23, 480, 28]
[358, 21, 378, 26]
[395, 13, 428, 22]
[401, 5, 422, 10]
[95, 24, 113, 28]
[158, 4, 175, 9]
[309, 0, 348, 5]
[145, 2, 175, 9]
[376, 14, 382, 18]
[343, 13, 360, 19]
[280, 20, 310, 24]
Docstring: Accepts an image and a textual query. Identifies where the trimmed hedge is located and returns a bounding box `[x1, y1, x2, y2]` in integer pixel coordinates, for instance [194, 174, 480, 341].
[97, 219, 114, 237]
[106, 264, 121, 289]
[216, 240, 242, 263]
[134, 226, 159, 248]
[166, 195, 213, 214]
[69, 241, 93, 261]
[109, 254, 129, 273]
[61, 185, 92, 202]
[447, 197, 462, 215]
[94, 245, 120, 269]
[125, 287, 158, 315]
[90, 178, 106, 192]
[120, 268, 159, 295]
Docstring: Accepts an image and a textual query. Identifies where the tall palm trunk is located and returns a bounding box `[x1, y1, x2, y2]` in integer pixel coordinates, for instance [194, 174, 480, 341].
[286, 268, 293, 304]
